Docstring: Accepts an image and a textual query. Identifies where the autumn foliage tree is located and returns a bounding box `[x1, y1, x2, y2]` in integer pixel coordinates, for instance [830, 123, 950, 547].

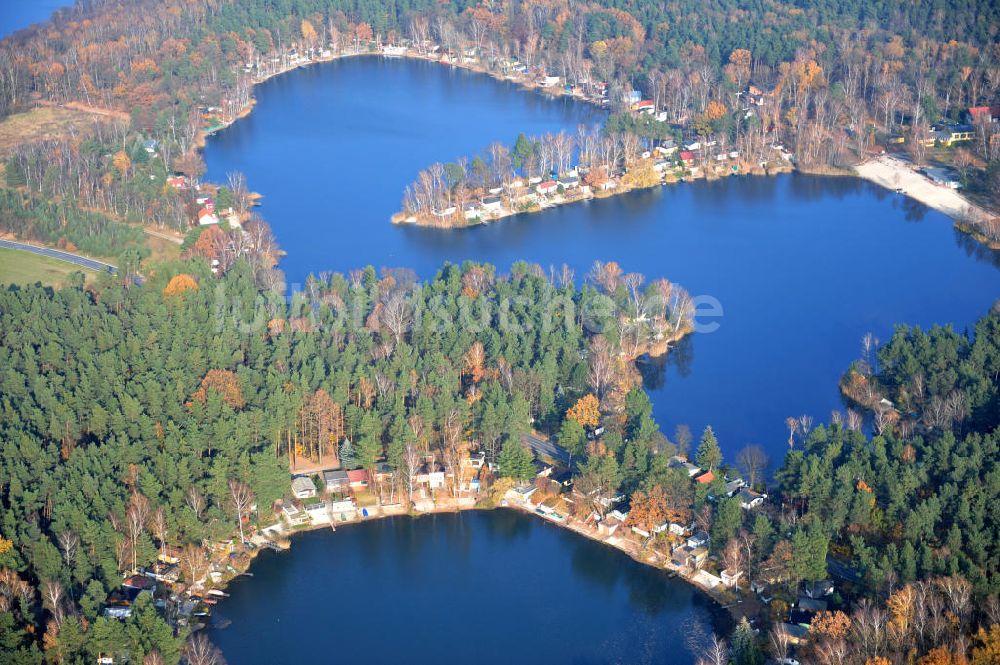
[626, 485, 669, 535]
[191, 369, 245, 409]
[567, 394, 600, 429]
[162, 273, 199, 297]
[298, 389, 344, 463]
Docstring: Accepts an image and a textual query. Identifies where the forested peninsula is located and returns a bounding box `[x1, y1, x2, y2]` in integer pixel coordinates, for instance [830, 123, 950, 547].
[1, 255, 1000, 664]
[0, 0, 999, 664]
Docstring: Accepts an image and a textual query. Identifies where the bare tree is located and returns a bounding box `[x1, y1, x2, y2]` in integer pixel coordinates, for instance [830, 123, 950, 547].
[149, 506, 168, 560]
[785, 416, 800, 448]
[674, 424, 692, 457]
[41, 580, 66, 627]
[736, 445, 768, 488]
[228, 479, 254, 545]
[58, 531, 79, 572]
[143, 651, 165, 665]
[587, 335, 613, 398]
[846, 409, 863, 431]
[721, 538, 744, 577]
[124, 492, 149, 574]
[798, 414, 814, 437]
[851, 599, 888, 661]
[698, 636, 729, 665]
[178, 544, 209, 588]
[380, 290, 414, 344]
[186, 486, 205, 519]
[769, 626, 791, 661]
[183, 634, 226, 665]
[403, 442, 420, 505]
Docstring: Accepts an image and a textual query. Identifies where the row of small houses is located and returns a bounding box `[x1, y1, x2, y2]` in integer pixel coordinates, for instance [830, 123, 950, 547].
[434, 141, 762, 222]
[504, 454, 839, 653]
[280, 454, 490, 527]
[102, 545, 232, 624]
[506, 455, 767, 586]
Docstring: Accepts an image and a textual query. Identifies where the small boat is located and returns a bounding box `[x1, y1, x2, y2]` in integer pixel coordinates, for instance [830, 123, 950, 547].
[207, 589, 229, 598]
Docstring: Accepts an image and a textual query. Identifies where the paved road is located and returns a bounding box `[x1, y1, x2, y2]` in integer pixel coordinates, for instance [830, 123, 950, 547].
[826, 556, 862, 584]
[522, 432, 573, 466]
[0, 239, 116, 273]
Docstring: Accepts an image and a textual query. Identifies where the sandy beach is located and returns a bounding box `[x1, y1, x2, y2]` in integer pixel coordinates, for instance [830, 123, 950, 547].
[854, 154, 992, 222]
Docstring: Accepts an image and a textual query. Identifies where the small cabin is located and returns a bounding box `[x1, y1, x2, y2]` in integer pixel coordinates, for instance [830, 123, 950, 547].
[291, 476, 317, 499]
[536, 180, 558, 195]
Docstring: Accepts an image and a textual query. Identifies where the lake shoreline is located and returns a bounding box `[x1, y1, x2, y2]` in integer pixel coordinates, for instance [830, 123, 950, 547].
[217, 494, 744, 629]
[391, 161, 796, 229]
[196, 46, 997, 250]
[852, 155, 998, 243]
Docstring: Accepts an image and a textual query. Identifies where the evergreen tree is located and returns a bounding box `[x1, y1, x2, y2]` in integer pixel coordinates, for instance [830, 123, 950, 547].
[731, 617, 763, 665]
[695, 426, 722, 471]
[498, 440, 535, 481]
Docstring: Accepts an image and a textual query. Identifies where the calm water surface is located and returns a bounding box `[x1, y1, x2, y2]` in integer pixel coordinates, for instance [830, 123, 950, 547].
[205, 56, 1000, 464]
[208, 511, 729, 665]
[0, 0, 72, 38]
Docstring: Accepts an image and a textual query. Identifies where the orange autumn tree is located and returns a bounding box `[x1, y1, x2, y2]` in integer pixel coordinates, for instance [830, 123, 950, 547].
[191, 369, 245, 409]
[162, 273, 199, 297]
[811, 610, 852, 640]
[567, 394, 601, 429]
[463, 341, 486, 383]
[625, 485, 668, 534]
[918, 646, 963, 665]
[190, 225, 226, 262]
[704, 99, 727, 120]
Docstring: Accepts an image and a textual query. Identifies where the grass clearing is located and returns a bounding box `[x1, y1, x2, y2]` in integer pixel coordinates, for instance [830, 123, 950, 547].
[144, 232, 183, 264]
[0, 247, 97, 286]
[0, 106, 112, 158]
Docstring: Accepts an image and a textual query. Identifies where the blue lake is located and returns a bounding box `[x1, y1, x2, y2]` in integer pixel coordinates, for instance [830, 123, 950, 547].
[205, 56, 1000, 466]
[0, 0, 72, 38]
[208, 511, 730, 665]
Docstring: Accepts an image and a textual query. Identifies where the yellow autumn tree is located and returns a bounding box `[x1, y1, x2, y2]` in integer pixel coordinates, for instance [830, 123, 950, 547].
[112, 150, 131, 175]
[300, 19, 318, 46]
[567, 394, 600, 429]
[163, 273, 199, 297]
[705, 99, 727, 120]
[865, 658, 891, 665]
[621, 158, 660, 189]
[970, 625, 1000, 665]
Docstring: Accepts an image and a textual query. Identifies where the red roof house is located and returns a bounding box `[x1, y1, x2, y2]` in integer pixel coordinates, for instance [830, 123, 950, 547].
[968, 105, 999, 123]
[346, 469, 369, 488]
[536, 180, 558, 195]
[197, 208, 219, 226]
[635, 99, 655, 113]
[695, 470, 715, 484]
[679, 151, 695, 165]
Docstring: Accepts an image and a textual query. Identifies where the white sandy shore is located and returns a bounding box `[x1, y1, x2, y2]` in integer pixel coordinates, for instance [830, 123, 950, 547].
[854, 155, 991, 222]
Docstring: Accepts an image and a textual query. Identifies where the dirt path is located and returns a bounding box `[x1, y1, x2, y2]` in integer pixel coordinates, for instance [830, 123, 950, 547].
[143, 227, 183, 245]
